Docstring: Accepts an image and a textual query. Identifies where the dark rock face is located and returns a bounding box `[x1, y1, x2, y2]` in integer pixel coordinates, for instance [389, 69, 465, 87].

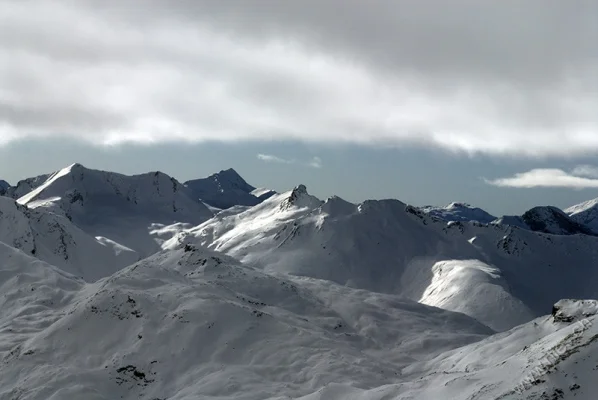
[0, 180, 10, 196]
[185, 168, 275, 209]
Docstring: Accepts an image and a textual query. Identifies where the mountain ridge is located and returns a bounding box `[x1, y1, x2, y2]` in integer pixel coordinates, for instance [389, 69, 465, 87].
[2, 163, 598, 399]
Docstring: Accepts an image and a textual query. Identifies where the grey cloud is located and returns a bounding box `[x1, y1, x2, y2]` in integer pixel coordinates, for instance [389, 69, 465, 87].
[0, 1, 596, 155]
[257, 154, 294, 164]
[257, 154, 323, 169]
[486, 166, 598, 189]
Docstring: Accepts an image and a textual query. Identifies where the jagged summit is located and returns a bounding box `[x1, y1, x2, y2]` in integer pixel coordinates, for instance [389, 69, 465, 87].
[279, 184, 321, 211]
[291, 184, 307, 195]
[184, 168, 275, 209]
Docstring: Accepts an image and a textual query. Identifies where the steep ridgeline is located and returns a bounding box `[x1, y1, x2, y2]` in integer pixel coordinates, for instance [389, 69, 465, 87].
[420, 202, 497, 224]
[6, 173, 51, 199]
[0, 196, 138, 281]
[184, 168, 276, 210]
[171, 186, 598, 331]
[0, 180, 9, 196]
[15, 163, 214, 256]
[566, 197, 598, 232]
[494, 206, 597, 236]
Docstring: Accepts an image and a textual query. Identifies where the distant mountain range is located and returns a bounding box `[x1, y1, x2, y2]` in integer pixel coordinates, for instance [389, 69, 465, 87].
[1, 163, 598, 399]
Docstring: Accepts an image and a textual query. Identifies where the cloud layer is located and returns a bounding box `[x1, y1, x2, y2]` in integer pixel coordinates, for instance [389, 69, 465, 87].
[487, 166, 598, 189]
[1, 1, 596, 156]
[257, 154, 322, 168]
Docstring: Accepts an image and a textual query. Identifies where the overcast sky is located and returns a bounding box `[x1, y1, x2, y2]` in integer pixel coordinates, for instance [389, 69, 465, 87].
[1, 1, 597, 214]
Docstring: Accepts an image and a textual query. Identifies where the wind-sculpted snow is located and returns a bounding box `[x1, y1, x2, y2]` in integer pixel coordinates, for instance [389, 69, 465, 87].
[419, 260, 534, 331]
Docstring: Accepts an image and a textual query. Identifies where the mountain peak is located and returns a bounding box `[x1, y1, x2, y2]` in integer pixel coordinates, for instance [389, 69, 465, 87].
[447, 202, 471, 209]
[279, 184, 321, 211]
[520, 206, 596, 236]
[67, 162, 84, 170]
[184, 168, 274, 209]
[219, 167, 241, 176]
[292, 184, 307, 195]
[420, 202, 496, 224]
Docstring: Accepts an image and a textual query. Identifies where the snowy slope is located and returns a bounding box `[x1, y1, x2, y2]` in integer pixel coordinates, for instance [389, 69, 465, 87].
[16, 163, 214, 256]
[1, 240, 597, 399]
[566, 197, 598, 232]
[0, 242, 84, 355]
[0, 196, 139, 281]
[184, 168, 276, 209]
[173, 186, 598, 331]
[0, 243, 492, 400]
[301, 299, 598, 400]
[420, 202, 496, 223]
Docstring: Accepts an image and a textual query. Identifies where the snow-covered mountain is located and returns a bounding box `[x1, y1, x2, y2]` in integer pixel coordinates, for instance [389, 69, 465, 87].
[566, 197, 598, 232]
[0, 243, 492, 399]
[184, 168, 276, 210]
[3, 164, 598, 399]
[420, 202, 496, 223]
[172, 185, 598, 331]
[15, 163, 214, 256]
[494, 205, 597, 236]
[1, 240, 597, 399]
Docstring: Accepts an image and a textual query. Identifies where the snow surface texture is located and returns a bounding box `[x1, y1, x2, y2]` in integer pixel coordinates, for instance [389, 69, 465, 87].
[184, 168, 276, 209]
[2, 163, 598, 399]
